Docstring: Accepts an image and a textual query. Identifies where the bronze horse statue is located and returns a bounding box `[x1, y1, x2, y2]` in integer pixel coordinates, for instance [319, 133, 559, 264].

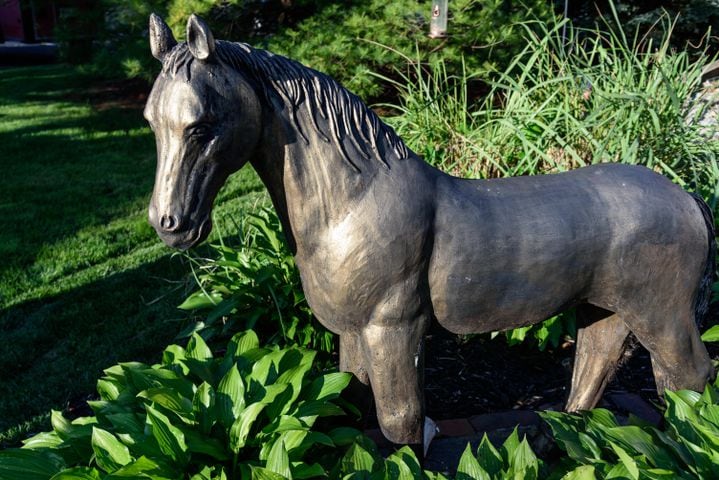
[145, 14, 716, 451]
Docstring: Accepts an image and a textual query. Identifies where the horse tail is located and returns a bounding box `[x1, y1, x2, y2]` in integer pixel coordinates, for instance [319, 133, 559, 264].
[691, 192, 716, 329]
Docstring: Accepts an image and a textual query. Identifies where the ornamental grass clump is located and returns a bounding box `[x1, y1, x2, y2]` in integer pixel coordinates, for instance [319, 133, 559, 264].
[383, 11, 719, 204]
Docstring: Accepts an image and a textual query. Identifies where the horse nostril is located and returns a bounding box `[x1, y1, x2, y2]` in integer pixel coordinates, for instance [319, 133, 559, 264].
[159, 214, 180, 232]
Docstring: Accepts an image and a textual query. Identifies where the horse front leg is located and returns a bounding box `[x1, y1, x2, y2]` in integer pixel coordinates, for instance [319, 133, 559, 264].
[359, 317, 428, 450]
[339, 332, 372, 424]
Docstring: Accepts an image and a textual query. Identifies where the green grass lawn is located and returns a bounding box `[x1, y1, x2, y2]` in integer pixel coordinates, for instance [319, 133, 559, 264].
[0, 64, 268, 444]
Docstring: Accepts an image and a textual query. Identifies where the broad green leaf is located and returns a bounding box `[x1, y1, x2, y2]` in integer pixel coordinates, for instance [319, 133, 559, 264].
[476, 434, 503, 476]
[178, 290, 223, 310]
[561, 465, 596, 480]
[302, 372, 352, 402]
[52, 411, 92, 441]
[50, 467, 102, 480]
[328, 427, 363, 447]
[456, 443, 490, 480]
[500, 428, 521, 463]
[266, 439, 292, 480]
[609, 442, 639, 480]
[0, 449, 65, 480]
[105, 456, 177, 480]
[340, 442, 375, 475]
[97, 379, 121, 401]
[509, 437, 540, 480]
[217, 364, 246, 427]
[291, 463, 325, 479]
[137, 388, 193, 416]
[385, 446, 421, 480]
[230, 330, 260, 356]
[193, 382, 216, 434]
[229, 402, 267, 452]
[701, 325, 719, 342]
[540, 411, 596, 462]
[22, 431, 63, 450]
[250, 466, 288, 480]
[187, 333, 213, 361]
[145, 405, 189, 466]
[91, 427, 133, 472]
[183, 428, 230, 461]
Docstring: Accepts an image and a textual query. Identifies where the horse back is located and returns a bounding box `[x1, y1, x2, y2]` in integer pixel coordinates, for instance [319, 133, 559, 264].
[428, 163, 708, 334]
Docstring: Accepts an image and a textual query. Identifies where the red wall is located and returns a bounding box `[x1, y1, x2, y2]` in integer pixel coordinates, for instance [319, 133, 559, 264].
[0, 0, 24, 41]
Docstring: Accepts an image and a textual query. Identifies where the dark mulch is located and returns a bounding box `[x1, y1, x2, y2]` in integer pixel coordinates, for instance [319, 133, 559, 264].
[424, 302, 719, 421]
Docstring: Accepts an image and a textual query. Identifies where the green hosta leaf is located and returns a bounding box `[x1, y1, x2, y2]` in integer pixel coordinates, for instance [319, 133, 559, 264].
[0, 449, 65, 480]
[386, 446, 422, 480]
[187, 333, 213, 361]
[609, 443, 639, 480]
[250, 466, 288, 480]
[124, 367, 194, 399]
[217, 364, 246, 427]
[22, 431, 63, 450]
[500, 428, 521, 463]
[508, 437, 540, 480]
[51, 411, 92, 441]
[270, 430, 333, 460]
[229, 402, 267, 452]
[105, 413, 144, 437]
[291, 463, 325, 479]
[456, 443, 490, 480]
[328, 427, 363, 447]
[193, 382, 216, 434]
[178, 290, 223, 310]
[476, 434, 503, 477]
[91, 427, 133, 472]
[701, 325, 719, 342]
[561, 465, 597, 479]
[105, 456, 177, 479]
[182, 428, 230, 461]
[97, 379, 121, 401]
[137, 388, 193, 417]
[540, 411, 595, 462]
[162, 345, 189, 373]
[50, 467, 103, 480]
[145, 405, 189, 466]
[340, 442, 376, 475]
[302, 372, 352, 402]
[266, 439, 292, 480]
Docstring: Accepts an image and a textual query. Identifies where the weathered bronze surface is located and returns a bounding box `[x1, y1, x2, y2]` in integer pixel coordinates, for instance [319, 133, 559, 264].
[145, 14, 716, 449]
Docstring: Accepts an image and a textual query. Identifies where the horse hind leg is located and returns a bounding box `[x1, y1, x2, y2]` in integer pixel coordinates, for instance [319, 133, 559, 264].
[566, 305, 631, 412]
[637, 309, 714, 396]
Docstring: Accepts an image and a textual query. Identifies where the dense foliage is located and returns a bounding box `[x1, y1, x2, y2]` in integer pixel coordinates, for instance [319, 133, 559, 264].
[179, 208, 334, 354]
[0, 331, 358, 478]
[59, 0, 554, 100]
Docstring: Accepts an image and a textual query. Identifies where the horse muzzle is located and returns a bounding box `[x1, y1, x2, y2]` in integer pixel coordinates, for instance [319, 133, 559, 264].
[149, 207, 213, 250]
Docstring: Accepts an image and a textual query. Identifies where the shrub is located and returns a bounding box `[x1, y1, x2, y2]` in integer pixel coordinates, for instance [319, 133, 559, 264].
[180, 207, 334, 354]
[0, 331, 357, 478]
[264, 0, 555, 100]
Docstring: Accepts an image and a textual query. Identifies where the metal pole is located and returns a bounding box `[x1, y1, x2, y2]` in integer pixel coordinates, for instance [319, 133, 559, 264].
[429, 0, 448, 38]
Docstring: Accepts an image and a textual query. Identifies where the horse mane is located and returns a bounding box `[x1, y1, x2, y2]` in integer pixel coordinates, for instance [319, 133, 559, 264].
[161, 41, 409, 172]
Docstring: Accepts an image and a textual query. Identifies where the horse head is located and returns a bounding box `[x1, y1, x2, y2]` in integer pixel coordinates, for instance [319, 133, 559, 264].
[145, 14, 263, 249]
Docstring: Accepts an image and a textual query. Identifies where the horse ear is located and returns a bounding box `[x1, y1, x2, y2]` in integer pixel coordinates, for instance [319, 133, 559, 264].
[186, 14, 215, 61]
[149, 13, 177, 61]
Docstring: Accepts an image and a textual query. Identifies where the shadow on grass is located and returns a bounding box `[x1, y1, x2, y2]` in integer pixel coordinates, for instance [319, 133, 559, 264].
[0, 252, 194, 442]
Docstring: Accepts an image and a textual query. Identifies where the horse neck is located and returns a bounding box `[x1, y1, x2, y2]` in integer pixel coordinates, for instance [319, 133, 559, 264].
[251, 107, 372, 256]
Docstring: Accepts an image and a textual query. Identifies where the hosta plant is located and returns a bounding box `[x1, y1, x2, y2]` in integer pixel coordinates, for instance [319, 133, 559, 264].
[541, 376, 719, 479]
[0, 331, 358, 479]
[180, 207, 334, 354]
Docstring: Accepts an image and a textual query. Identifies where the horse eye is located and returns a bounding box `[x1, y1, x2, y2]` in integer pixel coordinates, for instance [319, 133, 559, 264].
[187, 124, 213, 139]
